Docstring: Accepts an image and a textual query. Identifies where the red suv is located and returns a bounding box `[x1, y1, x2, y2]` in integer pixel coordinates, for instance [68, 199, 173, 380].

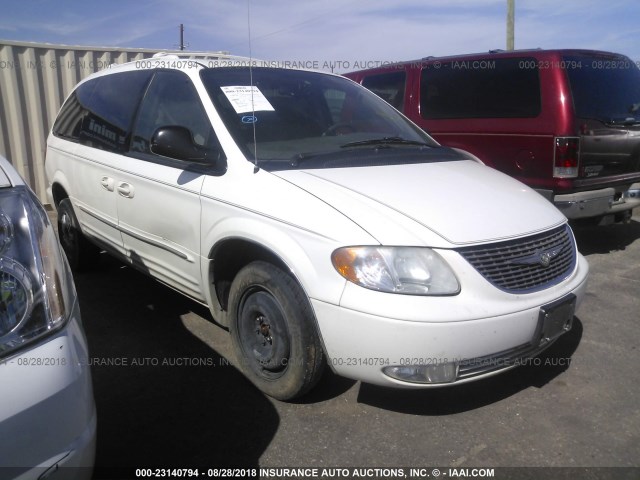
[345, 49, 640, 223]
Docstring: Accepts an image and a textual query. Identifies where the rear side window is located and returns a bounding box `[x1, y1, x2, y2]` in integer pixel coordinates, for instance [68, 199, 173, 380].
[563, 54, 640, 123]
[420, 57, 541, 119]
[52, 81, 96, 141]
[361, 71, 406, 110]
[53, 70, 153, 152]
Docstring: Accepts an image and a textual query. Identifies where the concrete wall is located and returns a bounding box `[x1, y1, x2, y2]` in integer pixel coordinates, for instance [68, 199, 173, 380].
[0, 40, 228, 203]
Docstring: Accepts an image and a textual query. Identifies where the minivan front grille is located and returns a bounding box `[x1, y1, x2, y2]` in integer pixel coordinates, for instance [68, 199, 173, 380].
[457, 225, 576, 293]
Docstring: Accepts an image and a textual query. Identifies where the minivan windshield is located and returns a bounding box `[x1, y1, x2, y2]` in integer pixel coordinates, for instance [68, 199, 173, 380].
[564, 54, 640, 125]
[201, 68, 446, 170]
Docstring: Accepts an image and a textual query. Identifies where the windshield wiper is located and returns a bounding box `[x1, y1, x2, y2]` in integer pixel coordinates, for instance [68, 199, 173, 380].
[340, 136, 433, 149]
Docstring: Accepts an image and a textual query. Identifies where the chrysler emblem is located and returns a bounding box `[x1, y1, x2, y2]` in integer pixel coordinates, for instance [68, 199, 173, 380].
[509, 246, 564, 269]
[539, 252, 553, 268]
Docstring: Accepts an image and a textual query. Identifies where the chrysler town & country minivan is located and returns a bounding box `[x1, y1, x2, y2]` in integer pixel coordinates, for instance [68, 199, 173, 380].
[45, 53, 589, 400]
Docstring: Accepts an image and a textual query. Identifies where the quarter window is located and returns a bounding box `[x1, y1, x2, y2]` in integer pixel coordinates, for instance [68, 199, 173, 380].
[53, 71, 152, 152]
[52, 81, 95, 142]
[563, 54, 640, 122]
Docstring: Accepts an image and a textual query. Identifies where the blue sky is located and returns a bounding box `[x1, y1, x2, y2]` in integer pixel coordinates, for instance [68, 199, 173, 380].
[1, 0, 639, 71]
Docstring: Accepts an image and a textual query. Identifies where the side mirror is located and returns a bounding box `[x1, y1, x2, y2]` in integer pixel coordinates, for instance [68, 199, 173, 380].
[150, 126, 220, 165]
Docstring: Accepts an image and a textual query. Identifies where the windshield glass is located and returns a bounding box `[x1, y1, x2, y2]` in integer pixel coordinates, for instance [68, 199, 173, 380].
[564, 54, 640, 124]
[200, 68, 444, 170]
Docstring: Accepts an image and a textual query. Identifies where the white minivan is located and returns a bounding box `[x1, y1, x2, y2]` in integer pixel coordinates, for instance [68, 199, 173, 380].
[45, 54, 589, 400]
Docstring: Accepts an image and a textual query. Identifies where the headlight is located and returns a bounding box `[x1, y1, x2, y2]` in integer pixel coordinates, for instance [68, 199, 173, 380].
[331, 246, 460, 295]
[0, 187, 73, 357]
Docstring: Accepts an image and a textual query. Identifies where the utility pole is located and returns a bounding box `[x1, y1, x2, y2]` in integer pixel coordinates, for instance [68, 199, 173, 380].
[179, 24, 186, 51]
[506, 0, 515, 50]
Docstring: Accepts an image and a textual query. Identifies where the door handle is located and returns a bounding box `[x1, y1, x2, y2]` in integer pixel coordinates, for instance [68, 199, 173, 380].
[100, 176, 115, 191]
[116, 182, 135, 198]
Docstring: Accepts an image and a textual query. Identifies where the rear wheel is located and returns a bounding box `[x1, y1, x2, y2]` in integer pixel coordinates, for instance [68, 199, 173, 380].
[57, 199, 100, 271]
[229, 261, 324, 400]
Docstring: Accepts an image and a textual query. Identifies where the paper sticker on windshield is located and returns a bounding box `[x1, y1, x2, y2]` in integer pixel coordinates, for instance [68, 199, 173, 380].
[220, 86, 275, 114]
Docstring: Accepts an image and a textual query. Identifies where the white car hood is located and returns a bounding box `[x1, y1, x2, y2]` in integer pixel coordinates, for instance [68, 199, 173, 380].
[273, 160, 566, 246]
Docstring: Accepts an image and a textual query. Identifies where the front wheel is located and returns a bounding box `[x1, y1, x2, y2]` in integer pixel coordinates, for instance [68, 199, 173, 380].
[229, 261, 324, 400]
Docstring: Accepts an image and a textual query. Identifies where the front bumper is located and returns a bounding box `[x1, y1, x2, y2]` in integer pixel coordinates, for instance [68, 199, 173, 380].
[0, 300, 96, 480]
[313, 254, 589, 388]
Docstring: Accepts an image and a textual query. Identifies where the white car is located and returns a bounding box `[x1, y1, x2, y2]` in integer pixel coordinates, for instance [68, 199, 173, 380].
[45, 54, 589, 400]
[0, 155, 96, 478]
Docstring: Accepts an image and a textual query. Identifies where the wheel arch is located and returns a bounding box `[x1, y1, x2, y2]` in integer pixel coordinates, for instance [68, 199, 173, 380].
[208, 237, 292, 322]
[51, 181, 69, 208]
[48, 167, 73, 209]
[201, 215, 346, 337]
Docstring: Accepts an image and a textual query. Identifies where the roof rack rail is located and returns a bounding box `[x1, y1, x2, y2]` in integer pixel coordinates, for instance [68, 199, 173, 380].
[151, 51, 252, 61]
[488, 49, 505, 54]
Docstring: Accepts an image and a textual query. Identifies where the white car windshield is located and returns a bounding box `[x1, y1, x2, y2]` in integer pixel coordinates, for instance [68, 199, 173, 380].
[201, 67, 459, 171]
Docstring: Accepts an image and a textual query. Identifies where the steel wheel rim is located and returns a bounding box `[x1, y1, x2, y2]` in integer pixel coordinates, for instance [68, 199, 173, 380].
[237, 288, 291, 378]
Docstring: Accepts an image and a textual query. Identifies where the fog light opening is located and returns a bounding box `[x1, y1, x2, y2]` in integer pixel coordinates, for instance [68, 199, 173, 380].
[383, 362, 459, 384]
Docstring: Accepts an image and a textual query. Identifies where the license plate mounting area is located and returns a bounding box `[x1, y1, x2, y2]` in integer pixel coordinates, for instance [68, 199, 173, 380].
[533, 293, 576, 347]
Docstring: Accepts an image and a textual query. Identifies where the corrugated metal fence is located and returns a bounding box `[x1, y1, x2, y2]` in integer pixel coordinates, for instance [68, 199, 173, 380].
[0, 40, 227, 204]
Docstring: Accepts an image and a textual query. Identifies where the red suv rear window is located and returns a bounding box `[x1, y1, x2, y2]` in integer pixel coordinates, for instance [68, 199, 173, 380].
[563, 54, 640, 125]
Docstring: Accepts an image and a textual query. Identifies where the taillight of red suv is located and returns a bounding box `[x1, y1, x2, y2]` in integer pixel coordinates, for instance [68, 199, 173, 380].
[553, 137, 580, 178]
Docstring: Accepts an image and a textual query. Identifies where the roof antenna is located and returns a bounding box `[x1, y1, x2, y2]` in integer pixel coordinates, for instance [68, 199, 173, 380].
[247, 0, 259, 173]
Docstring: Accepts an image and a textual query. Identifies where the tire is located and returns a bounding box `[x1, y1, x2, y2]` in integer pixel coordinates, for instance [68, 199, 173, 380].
[57, 198, 100, 271]
[229, 261, 324, 401]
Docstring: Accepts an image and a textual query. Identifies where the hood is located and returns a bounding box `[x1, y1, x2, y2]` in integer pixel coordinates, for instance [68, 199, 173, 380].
[273, 160, 566, 246]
